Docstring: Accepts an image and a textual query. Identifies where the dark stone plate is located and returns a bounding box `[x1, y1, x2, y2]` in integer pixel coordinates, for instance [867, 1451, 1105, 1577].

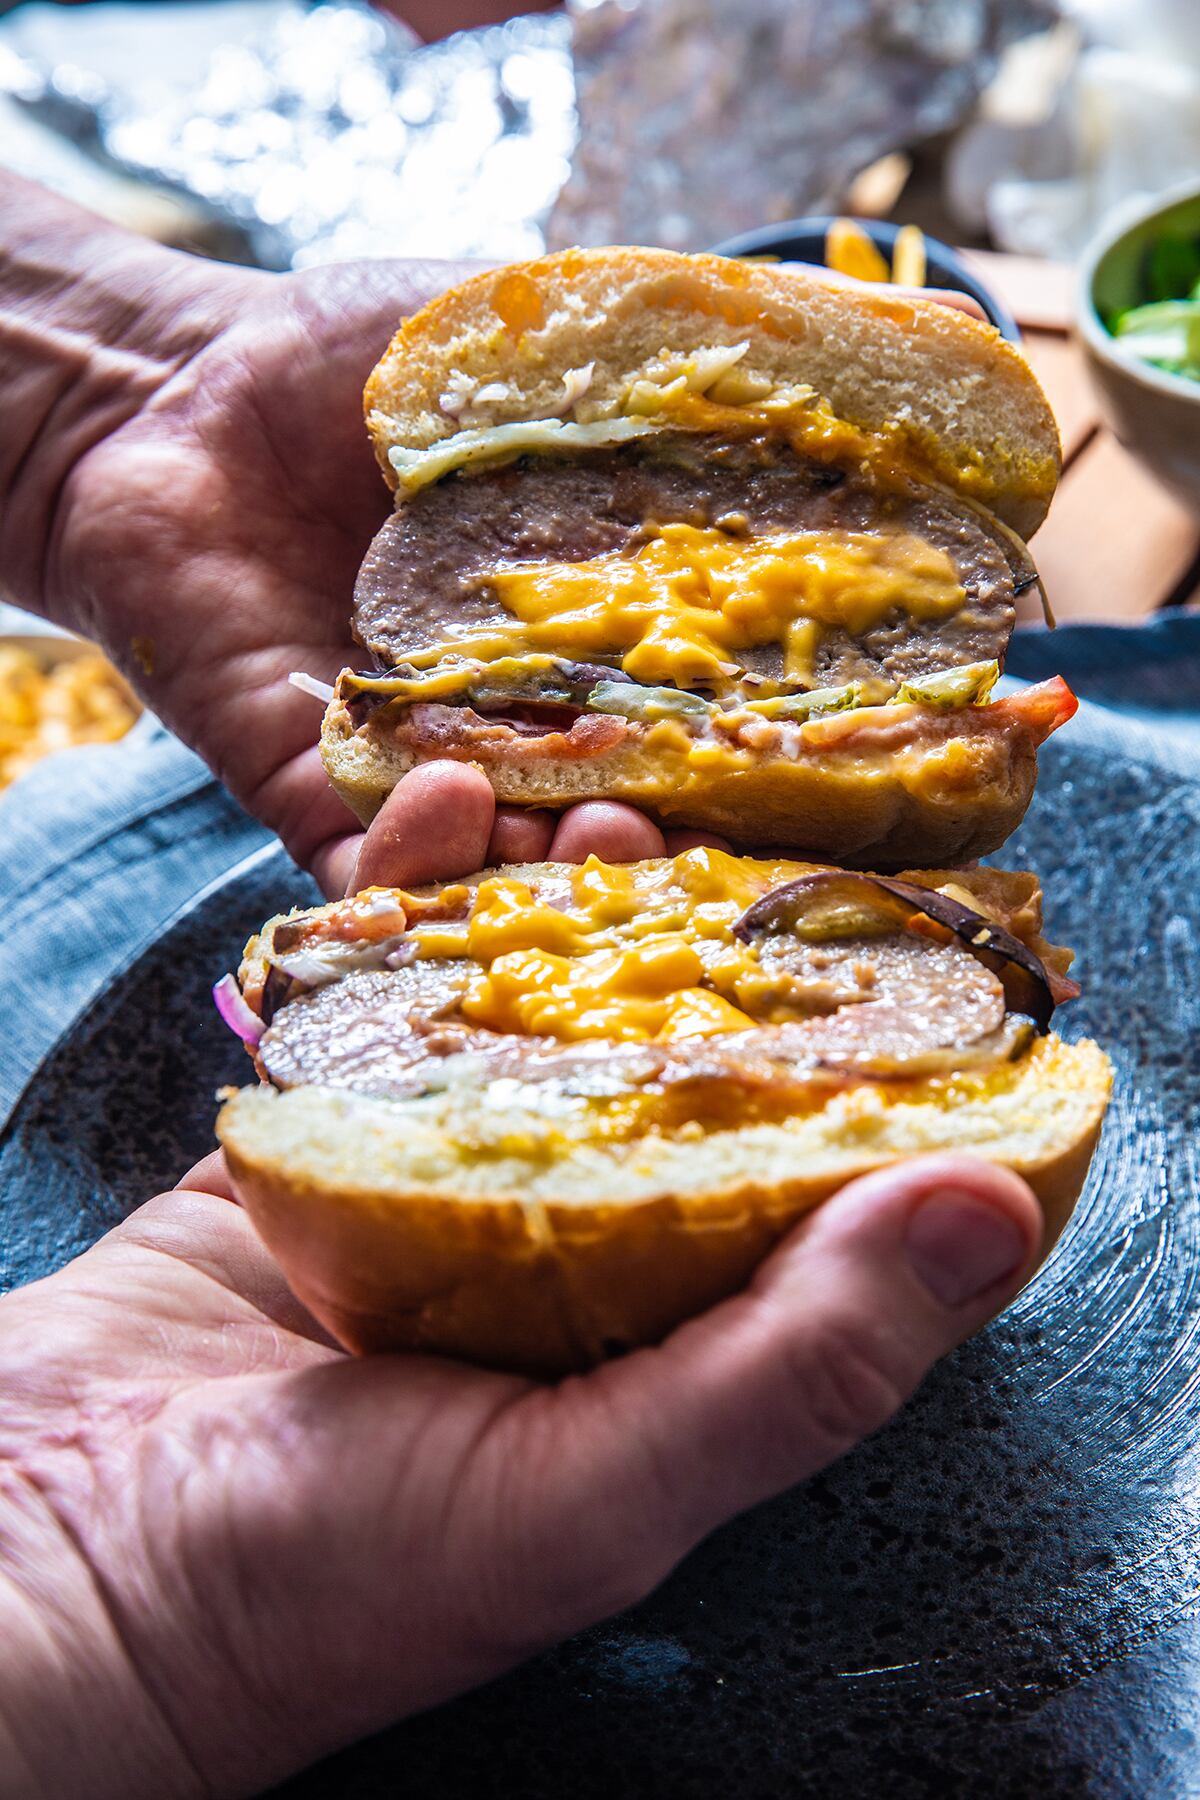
[2, 722, 1199, 1799]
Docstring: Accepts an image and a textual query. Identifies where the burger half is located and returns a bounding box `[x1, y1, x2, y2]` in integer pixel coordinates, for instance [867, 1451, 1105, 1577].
[216, 850, 1110, 1375]
[319, 249, 1075, 868]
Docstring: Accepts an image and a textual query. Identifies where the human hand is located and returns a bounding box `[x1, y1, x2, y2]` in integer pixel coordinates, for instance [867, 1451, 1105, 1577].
[21, 236, 496, 891]
[0, 176, 534, 890]
[44, 232, 725, 892]
[0, 1140, 1039, 1798]
[15, 234, 729, 892]
[0, 643, 1044, 1799]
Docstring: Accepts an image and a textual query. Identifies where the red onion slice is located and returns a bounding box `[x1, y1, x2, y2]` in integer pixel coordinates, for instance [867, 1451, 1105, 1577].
[213, 973, 265, 1045]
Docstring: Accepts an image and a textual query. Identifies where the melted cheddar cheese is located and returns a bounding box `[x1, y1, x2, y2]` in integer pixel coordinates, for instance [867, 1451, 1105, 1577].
[413, 522, 965, 691]
[414, 849, 879, 1043]
[462, 939, 758, 1041]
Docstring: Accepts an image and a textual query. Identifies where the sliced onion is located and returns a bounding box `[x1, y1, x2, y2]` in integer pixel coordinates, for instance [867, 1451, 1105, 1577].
[213, 973, 265, 1045]
[272, 937, 413, 987]
[734, 872, 1058, 1033]
[271, 949, 347, 985]
[547, 362, 595, 416]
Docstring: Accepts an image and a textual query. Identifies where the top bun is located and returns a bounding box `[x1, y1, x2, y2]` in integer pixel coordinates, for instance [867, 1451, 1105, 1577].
[364, 247, 1060, 539]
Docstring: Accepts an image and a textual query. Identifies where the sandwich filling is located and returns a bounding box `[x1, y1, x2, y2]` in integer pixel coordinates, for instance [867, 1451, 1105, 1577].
[345, 430, 1030, 714]
[335, 415, 1069, 774]
[226, 851, 1076, 1137]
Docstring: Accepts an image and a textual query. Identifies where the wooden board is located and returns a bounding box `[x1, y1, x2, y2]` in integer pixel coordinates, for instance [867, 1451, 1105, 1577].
[982, 253, 1200, 624]
[1023, 434, 1200, 624]
[962, 249, 1075, 333]
[1020, 332, 1100, 467]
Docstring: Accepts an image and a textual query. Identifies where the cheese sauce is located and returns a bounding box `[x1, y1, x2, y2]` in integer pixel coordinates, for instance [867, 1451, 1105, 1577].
[411, 848, 883, 1043]
[407, 523, 966, 692]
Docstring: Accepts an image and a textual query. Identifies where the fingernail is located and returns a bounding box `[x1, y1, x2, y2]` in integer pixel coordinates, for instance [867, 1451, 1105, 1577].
[904, 1189, 1029, 1308]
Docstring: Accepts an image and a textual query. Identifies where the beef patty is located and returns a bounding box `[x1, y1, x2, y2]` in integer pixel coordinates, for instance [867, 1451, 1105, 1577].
[256, 927, 1017, 1106]
[352, 434, 1023, 692]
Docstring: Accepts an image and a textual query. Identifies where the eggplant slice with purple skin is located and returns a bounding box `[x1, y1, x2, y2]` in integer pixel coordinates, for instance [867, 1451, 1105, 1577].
[734, 872, 1057, 1033]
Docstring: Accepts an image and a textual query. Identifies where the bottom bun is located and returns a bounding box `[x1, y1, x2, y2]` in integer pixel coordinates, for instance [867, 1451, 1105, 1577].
[218, 1035, 1110, 1378]
[320, 693, 1042, 868]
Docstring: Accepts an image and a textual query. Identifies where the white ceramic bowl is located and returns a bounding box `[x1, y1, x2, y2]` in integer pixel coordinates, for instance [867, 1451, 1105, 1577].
[1077, 179, 1200, 517]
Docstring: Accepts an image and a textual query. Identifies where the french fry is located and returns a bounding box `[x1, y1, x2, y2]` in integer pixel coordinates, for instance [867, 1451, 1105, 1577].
[825, 218, 891, 284]
[892, 223, 928, 289]
[0, 646, 138, 789]
[826, 218, 929, 291]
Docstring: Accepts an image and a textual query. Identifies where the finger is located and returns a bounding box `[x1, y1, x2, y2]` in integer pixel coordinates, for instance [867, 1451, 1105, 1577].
[606, 1153, 1040, 1527]
[331, 762, 496, 896]
[177, 1149, 237, 1203]
[269, 745, 367, 898]
[896, 285, 987, 320]
[662, 828, 733, 854]
[779, 261, 988, 320]
[485, 1154, 1040, 1634]
[488, 807, 557, 865]
[548, 803, 666, 864]
[313, 832, 362, 901]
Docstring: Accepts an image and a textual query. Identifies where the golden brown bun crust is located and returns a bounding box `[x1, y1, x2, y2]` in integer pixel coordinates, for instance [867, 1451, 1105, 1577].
[364, 248, 1060, 538]
[218, 1036, 1111, 1378]
[319, 694, 1042, 869]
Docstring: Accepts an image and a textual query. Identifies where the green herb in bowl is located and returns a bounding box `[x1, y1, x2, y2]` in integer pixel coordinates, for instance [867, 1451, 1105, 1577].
[1109, 232, 1200, 381]
[1079, 181, 1200, 516]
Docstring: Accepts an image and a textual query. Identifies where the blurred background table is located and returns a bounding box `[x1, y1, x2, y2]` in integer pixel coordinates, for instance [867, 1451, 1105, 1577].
[968, 250, 1200, 626]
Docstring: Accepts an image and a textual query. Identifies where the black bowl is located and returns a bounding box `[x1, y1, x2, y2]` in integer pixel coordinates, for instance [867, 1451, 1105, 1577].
[710, 216, 1020, 343]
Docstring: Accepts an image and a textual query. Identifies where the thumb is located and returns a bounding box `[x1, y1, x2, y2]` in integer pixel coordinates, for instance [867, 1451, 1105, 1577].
[490, 1154, 1042, 1633]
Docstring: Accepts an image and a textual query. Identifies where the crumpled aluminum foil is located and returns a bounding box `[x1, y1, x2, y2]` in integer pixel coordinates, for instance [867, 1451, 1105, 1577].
[0, 0, 1052, 268]
[0, 1, 576, 268]
[550, 0, 1056, 250]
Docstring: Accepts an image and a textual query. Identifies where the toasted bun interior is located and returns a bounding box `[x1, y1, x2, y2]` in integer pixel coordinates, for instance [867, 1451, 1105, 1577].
[219, 1036, 1110, 1377]
[364, 247, 1060, 537]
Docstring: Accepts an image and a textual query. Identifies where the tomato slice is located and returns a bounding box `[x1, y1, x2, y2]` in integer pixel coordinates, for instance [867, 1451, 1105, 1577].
[991, 675, 1078, 744]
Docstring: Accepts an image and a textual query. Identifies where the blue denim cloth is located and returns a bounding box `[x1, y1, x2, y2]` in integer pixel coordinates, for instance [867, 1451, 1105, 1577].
[0, 715, 272, 1128]
[2, 615, 1199, 1133]
[1007, 613, 1200, 749]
